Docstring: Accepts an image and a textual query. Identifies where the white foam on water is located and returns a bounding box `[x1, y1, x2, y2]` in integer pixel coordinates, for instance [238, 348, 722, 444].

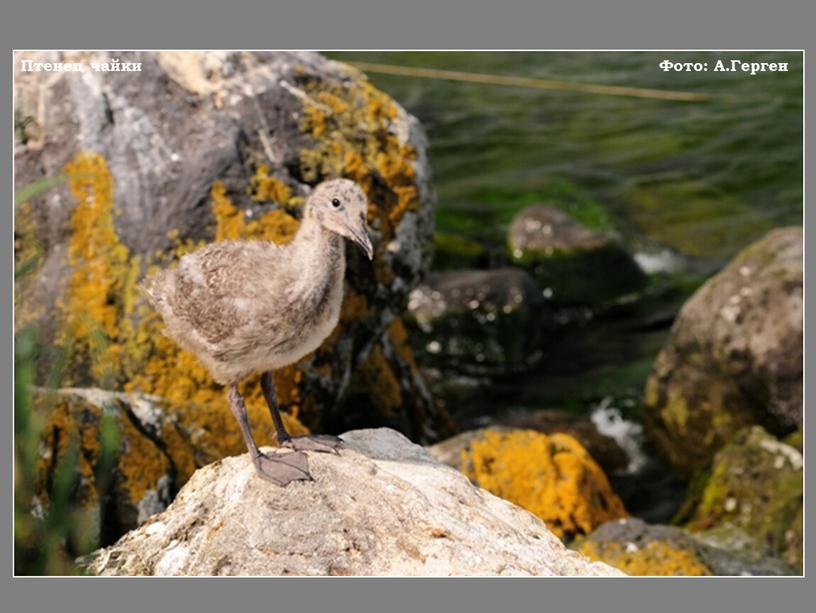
[633, 249, 685, 275]
[590, 397, 648, 474]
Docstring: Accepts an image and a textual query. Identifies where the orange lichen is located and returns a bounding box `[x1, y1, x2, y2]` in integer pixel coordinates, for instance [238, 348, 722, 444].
[60, 152, 142, 386]
[579, 540, 712, 576]
[317, 91, 350, 113]
[302, 106, 328, 138]
[211, 181, 300, 244]
[250, 164, 293, 204]
[159, 420, 198, 484]
[31, 389, 203, 543]
[460, 429, 627, 540]
[63, 152, 121, 340]
[115, 406, 172, 504]
[35, 397, 100, 512]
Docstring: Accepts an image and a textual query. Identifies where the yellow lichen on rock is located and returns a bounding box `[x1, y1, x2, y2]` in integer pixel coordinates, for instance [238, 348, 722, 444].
[211, 180, 300, 244]
[31, 389, 199, 541]
[460, 429, 627, 539]
[35, 397, 101, 514]
[114, 406, 173, 507]
[59, 153, 144, 386]
[63, 152, 122, 339]
[579, 539, 712, 576]
[250, 164, 292, 205]
[316, 90, 350, 114]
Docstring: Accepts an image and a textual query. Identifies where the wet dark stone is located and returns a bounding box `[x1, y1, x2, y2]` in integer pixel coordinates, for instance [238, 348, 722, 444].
[406, 268, 547, 375]
[507, 205, 647, 305]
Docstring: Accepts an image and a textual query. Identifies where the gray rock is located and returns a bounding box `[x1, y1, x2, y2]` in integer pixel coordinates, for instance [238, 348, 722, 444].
[406, 268, 545, 374]
[507, 205, 646, 305]
[509, 204, 609, 255]
[578, 517, 796, 576]
[694, 524, 800, 576]
[644, 227, 803, 478]
[80, 428, 622, 576]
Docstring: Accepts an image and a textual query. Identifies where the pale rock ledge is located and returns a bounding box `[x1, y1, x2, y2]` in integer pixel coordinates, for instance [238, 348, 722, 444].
[81, 428, 623, 576]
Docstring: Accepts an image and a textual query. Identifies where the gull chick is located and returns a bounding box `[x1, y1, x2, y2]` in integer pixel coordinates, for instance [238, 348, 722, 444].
[141, 178, 373, 485]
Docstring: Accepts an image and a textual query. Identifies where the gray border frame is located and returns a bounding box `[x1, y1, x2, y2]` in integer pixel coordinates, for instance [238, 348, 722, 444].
[3, 2, 812, 612]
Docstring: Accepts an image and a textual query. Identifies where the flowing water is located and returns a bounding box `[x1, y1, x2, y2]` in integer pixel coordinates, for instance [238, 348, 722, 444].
[329, 52, 803, 467]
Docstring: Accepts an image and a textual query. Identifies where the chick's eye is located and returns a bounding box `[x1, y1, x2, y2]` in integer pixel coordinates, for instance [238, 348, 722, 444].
[331, 198, 342, 208]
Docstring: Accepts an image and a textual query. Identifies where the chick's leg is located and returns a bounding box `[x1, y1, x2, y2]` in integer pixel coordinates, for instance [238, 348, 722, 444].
[261, 371, 343, 454]
[227, 383, 310, 485]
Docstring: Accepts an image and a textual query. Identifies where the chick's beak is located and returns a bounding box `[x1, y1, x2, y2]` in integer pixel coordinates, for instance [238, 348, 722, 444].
[351, 226, 374, 260]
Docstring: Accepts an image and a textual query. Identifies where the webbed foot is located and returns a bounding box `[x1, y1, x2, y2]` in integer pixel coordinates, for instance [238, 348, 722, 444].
[252, 450, 311, 486]
[282, 434, 344, 455]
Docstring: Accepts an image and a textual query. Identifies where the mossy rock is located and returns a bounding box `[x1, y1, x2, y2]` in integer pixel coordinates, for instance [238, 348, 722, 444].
[428, 427, 628, 541]
[643, 227, 803, 479]
[14, 51, 452, 448]
[578, 517, 796, 576]
[679, 425, 803, 571]
[507, 205, 646, 305]
[406, 268, 547, 375]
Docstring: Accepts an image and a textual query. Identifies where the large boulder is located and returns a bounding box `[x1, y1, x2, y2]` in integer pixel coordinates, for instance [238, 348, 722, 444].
[14, 51, 452, 446]
[507, 205, 646, 305]
[406, 268, 545, 374]
[643, 227, 803, 478]
[678, 425, 803, 571]
[578, 517, 796, 576]
[428, 427, 627, 541]
[79, 429, 622, 576]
